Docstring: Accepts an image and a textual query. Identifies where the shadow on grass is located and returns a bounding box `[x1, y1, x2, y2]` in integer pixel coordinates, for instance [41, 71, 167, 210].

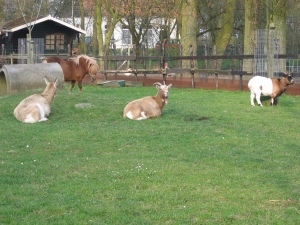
[182, 115, 212, 122]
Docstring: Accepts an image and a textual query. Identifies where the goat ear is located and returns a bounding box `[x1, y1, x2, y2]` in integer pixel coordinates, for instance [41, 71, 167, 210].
[168, 84, 172, 88]
[54, 78, 58, 87]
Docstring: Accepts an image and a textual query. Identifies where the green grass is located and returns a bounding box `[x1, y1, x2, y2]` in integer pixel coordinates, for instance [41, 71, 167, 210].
[1, 85, 300, 224]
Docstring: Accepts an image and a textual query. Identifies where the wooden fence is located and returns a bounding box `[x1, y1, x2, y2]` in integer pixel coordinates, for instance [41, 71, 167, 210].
[97, 42, 300, 92]
[1, 41, 300, 93]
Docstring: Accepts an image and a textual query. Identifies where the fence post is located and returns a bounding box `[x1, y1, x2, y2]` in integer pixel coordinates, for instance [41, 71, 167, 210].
[68, 44, 71, 56]
[34, 43, 39, 63]
[190, 44, 195, 88]
[56, 43, 60, 55]
[204, 44, 207, 69]
[113, 43, 117, 78]
[133, 44, 137, 81]
[162, 39, 167, 84]
[230, 44, 235, 81]
[1, 44, 4, 67]
[213, 45, 218, 89]
[21, 39, 25, 64]
[238, 43, 243, 91]
[142, 44, 146, 77]
[104, 45, 107, 81]
[127, 45, 130, 68]
[180, 44, 183, 77]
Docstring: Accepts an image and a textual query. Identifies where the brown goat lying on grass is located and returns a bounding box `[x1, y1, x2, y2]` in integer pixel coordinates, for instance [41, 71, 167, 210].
[14, 77, 58, 123]
[123, 82, 172, 120]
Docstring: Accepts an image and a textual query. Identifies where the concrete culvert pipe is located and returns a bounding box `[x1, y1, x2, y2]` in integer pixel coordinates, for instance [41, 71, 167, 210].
[0, 63, 65, 95]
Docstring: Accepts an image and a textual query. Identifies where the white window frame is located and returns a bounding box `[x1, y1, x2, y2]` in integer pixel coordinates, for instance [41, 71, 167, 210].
[122, 29, 131, 45]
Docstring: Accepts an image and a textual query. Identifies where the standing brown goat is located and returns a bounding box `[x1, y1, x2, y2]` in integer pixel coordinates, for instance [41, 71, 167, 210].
[14, 77, 58, 123]
[123, 82, 172, 120]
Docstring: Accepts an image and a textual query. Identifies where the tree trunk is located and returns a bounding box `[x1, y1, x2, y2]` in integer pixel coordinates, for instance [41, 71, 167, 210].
[266, 0, 287, 76]
[42, 0, 48, 17]
[95, 0, 103, 56]
[272, 0, 286, 73]
[214, 0, 236, 69]
[92, 16, 98, 55]
[104, 13, 120, 55]
[181, 0, 197, 70]
[79, 0, 86, 54]
[243, 0, 258, 72]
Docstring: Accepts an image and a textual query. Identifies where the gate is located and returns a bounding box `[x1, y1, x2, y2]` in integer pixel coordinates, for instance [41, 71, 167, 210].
[18, 38, 44, 64]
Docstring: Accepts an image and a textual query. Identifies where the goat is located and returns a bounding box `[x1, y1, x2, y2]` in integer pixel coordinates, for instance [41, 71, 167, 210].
[123, 82, 172, 120]
[14, 77, 58, 123]
[248, 72, 294, 106]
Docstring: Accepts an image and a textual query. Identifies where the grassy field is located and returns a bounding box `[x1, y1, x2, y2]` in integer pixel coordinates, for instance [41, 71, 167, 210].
[0, 84, 300, 224]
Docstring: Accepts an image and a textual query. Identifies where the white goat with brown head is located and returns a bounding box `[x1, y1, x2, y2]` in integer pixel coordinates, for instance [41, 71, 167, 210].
[14, 77, 58, 123]
[123, 82, 172, 120]
[248, 72, 294, 106]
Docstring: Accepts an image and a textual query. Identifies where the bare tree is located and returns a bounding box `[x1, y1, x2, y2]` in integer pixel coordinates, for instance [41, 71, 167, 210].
[16, 0, 43, 63]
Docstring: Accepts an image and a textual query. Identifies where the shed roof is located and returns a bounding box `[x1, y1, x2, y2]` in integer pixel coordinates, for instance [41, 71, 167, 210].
[2, 15, 86, 34]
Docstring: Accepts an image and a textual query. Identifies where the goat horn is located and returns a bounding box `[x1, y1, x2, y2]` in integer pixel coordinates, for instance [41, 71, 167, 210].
[153, 82, 163, 86]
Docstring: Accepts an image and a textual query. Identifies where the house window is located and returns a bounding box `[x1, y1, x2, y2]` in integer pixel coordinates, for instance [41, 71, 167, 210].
[45, 34, 65, 50]
[122, 29, 131, 45]
[145, 29, 153, 46]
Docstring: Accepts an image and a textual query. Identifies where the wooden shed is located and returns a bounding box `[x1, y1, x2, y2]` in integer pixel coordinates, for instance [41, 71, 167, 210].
[0, 15, 86, 56]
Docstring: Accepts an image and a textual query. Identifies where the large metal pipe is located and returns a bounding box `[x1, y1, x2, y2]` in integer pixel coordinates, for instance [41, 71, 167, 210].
[0, 63, 65, 95]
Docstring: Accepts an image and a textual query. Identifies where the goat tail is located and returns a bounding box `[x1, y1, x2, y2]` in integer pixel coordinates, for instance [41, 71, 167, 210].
[36, 103, 46, 120]
[247, 78, 253, 89]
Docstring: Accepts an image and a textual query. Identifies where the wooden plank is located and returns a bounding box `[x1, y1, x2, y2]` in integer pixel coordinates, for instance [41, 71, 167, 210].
[103, 55, 136, 60]
[97, 80, 125, 87]
[99, 70, 135, 74]
[99, 69, 161, 74]
[125, 81, 143, 86]
[102, 82, 120, 87]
